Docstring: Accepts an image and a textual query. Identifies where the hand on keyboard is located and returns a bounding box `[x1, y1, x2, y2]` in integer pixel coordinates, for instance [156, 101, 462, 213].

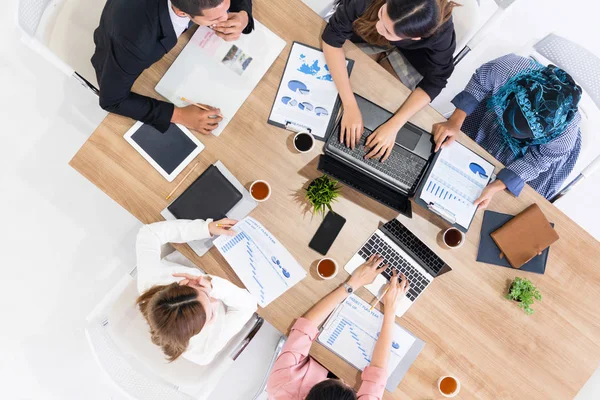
[364, 120, 398, 162]
[340, 102, 364, 150]
[347, 254, 388, 290]
[383, 271, 410, 314]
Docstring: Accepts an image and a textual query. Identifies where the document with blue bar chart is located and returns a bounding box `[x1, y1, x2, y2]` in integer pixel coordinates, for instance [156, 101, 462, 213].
[318, 295, 417, 377]
[419, 142, 494, 229]
[214, 217, 306, 307]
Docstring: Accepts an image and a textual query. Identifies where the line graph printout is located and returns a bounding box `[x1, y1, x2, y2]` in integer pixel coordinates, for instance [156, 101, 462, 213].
[419, 142, 494, 228]
[318, 295, 416, 376]
[214, 217, 306, 307]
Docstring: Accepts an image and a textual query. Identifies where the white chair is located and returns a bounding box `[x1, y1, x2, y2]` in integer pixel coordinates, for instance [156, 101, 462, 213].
[86, 265, 285, 400]
[17, 0, 105, 94]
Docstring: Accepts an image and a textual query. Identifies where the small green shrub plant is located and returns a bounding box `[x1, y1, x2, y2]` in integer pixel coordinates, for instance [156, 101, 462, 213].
[305, 175, 341, 217]
[506, 277, 542, 315]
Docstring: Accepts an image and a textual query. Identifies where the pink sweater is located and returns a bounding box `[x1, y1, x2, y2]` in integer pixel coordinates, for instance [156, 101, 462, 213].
[266, 318, 387, 400]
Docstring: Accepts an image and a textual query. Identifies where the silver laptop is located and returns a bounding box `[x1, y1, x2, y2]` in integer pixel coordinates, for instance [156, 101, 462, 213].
[345, 218, 448, 316]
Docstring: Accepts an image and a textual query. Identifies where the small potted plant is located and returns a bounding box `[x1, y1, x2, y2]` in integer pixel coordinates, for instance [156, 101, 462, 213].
[305, 175, 341, 217]
[506, 277, 542, 315]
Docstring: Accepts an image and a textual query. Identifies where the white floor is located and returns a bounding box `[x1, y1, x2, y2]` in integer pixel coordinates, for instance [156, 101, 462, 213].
[2, 0, 599, 398]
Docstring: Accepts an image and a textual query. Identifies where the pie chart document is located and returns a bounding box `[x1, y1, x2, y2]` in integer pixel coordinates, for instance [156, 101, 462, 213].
[268, 42, 349, 140]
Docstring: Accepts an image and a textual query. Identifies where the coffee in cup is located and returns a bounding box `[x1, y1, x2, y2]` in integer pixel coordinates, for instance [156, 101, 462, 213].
[250, 180, 271, 202]
[317, 258, 338, 280]
[293, 131, 315, 153]
[438, 376, 460, 398]
[442, 227, 465, 249]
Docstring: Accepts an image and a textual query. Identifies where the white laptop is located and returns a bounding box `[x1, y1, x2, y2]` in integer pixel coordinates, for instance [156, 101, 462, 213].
[344, 218, 449, 316]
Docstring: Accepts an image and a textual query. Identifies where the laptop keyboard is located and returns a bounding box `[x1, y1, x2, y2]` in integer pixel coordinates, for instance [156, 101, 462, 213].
[383, 219, 446, 276]
[358, 234, 429, 302]
[328, 128, 427, 190]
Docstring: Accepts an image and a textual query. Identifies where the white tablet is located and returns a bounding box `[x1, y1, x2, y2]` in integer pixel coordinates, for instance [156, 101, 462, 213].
[124, 121, 205, 182]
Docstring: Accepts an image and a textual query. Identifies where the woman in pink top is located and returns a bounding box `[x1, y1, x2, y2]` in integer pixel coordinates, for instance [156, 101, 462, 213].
[267, 255, 410, 400]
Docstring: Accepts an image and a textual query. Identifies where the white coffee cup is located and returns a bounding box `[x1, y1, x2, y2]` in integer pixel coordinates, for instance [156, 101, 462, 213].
[249, 180, 271, 202]
[293, 131, 315, 153]
[316, 258, 338, 280]
[442, 227, 465, 249]
[438, 376, 461, 398]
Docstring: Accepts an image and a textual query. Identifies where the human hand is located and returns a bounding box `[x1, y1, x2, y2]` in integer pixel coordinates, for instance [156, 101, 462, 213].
[213, 11, 248, 41]
[383, 271, 409, 314]
[473, 180, 506, 209]
[364, 121, 398, 162]
[173, 273, 212, 291]
[208, 218, 238, 236]
[432, 119, 461, 152]
[340, 101, 364, 149]
[347, 255, 387, 290]
[172, 105, 223, 134]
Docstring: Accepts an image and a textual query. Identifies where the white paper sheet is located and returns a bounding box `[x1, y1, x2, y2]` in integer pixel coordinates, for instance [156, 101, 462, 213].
[269, 43, 347, 139]
[318, 295, 416, 376]
[419, 142, 494, 228]
[213, 217, 306, 307]
[156, 21, 286, 136]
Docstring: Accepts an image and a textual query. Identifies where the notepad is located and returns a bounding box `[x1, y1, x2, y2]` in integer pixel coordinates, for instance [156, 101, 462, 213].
[317, 295, 424, 390]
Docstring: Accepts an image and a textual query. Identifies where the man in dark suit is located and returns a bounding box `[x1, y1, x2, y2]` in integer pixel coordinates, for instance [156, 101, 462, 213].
[92, 0, 254, 134]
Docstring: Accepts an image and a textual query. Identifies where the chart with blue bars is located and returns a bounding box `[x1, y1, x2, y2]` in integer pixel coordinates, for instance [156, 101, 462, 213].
[220, 231, 267, 304]
[325, 318, 373, 365]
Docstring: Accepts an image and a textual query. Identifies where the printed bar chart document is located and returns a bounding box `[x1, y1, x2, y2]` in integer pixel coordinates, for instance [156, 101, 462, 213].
[318, 295, 421, 381]
[419, 142, 494, 229]
[214, 217, 306, 307]
[156, 21, 286, 136]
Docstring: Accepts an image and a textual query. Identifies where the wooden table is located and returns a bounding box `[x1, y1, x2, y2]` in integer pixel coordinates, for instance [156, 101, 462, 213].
[70, 1, 600, 398]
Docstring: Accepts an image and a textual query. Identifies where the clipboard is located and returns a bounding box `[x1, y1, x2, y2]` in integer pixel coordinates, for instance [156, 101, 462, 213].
[316, 295, 425, 392]
[414, 142, 495, 232]
[267, 41, 354, 140]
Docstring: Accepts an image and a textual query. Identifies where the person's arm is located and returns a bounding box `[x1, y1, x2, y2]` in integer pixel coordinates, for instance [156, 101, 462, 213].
[136, 218, 236, 292]
[267, 256, 387, 396]
[322, 0, 366, 149]
[364, 88, 431, 161]
[98, 37, 222, 134]
[432, 54, 537, 152]
[229, 0, 254, 34]
[186, 275, 257, 363]
[357, 272, 409, 400]
[97, 38, 175, 132]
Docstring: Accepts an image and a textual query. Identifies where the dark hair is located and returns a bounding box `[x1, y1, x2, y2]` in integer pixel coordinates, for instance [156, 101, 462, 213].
[352, 0, 459, 47]
[171, 0, 224, 17]
[137, 283, 207, 361]
[305, 379, 357, 400]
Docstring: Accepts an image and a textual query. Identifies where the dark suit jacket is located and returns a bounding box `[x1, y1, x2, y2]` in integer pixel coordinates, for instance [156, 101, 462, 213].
[92, 0, 254, 132]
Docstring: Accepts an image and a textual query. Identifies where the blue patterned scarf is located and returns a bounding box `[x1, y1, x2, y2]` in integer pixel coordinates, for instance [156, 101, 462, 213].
[487, 62, 582, 156]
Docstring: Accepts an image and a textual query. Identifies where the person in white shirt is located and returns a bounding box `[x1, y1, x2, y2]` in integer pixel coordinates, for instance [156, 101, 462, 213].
[135, 217, 257, 365]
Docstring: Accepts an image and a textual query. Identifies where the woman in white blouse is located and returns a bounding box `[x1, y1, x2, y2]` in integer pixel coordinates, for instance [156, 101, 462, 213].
[135, 218, 257, 365]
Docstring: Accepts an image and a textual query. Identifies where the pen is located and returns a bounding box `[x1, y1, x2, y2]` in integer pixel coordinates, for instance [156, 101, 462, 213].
[180, 97, 223, 118]
[370, 284, 390, 310]
[165, 162, 199, 200]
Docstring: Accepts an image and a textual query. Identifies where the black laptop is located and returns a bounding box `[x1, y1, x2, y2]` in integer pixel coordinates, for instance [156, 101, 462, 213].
[319, 94, 434, 217]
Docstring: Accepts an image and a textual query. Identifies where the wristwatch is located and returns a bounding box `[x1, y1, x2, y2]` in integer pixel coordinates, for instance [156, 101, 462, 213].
[343, 282, 354, 295]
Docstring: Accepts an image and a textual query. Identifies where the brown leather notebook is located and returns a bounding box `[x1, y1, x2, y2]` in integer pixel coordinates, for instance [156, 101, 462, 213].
[490, 204, 559, 269]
